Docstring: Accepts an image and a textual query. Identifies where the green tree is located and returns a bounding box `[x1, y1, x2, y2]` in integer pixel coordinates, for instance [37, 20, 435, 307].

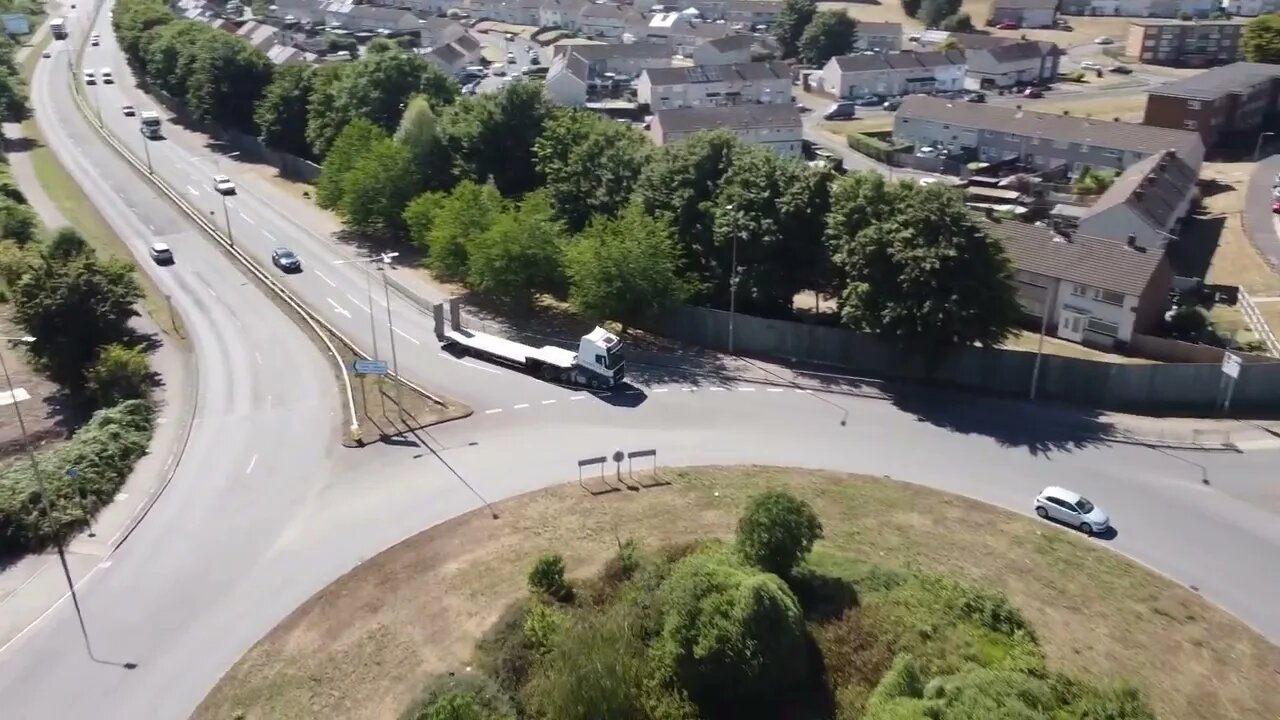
[652, 549, 810, 716]
[339, 138, 421, 236]
[1165, 303, 1210, 341]
[564, 204, 687, 328]
[403, 191, 448, 255]
[306, 40, 458, 157]
[1073, 167, 1118, 195]
[466, 192, 563, 306]
[1243, 14, 1280, 63]
[799, 10, 858, 66]
[254, 64, 315, 158]
[183, 30, 273, 132]
[736, 490, 824, 577]
[0, 196, 38, 244]
[528, 552, 571, 601]
[395, 95, 454, 192]
[400, 674, 516, 720]
[426, 181, 504, 280]
[901, 0, 922, 20]
[940, 11, 973, 32]
[13, 239, 143, 388]
[441, 81, 552, 196]
[824, 171, 921, 298]
[143, 20, 206, 98]
[774, 0, 817, 59]
[534, 108, 650, 231]
[833, 185, 1022, 355]
[315, 119, 388, 209]
[918, 0, 962, 27]
[0, 36, 28, 122]
[112, 0, 175, 76]
[84, 343, 152, 408]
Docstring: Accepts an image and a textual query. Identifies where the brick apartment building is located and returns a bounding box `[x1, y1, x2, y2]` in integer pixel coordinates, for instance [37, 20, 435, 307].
[1123, 19, 1246, 67]
[1142, 62, 1280, 149]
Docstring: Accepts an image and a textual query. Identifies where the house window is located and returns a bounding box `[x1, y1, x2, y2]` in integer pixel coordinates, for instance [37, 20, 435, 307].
[1070, 284, 1086, 297]
[1092, 288, 1125, 306]
[1184, 120, 1198, 130]
[1187, 100, 1201, 109]
[1085, 317, 1121, 337]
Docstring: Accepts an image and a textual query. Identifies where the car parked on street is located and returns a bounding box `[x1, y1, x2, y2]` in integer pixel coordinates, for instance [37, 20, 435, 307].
[1080, 61, 1102, 71]
[272, 247, 302, 272]
[1094, 36, 1114, 44]
[852, 95, 881, 107]
[996, 20, 1019, 29]
[822, 101, 858, 120]
[1273, 200, 1280, 214]
[882, 98, 901, 111]
[1034, 486, 1110, 534]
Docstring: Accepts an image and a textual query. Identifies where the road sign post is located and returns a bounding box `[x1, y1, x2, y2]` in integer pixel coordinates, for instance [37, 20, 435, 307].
[1219, 351, 1241, 415]
[353, 359, 389, 375]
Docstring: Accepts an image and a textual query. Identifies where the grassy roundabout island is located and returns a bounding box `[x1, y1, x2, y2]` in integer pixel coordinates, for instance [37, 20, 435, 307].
[195, 467, 1280, 720]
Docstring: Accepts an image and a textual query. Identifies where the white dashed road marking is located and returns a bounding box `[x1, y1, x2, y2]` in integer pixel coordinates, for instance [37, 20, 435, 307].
[315, 270, 336, 287]
[394, 328, 419, 344]
[245, 454, 257, 474]
[239, 212, 255, 225]
[513, 403, 530, 409]
[485, 408, 502, 414]
[346, 294, 370, 313]
[186, 185, 199, 196]
[738, 387, 756, 392]
[477, 381, 825, 418]
[541, 399, 556, 405]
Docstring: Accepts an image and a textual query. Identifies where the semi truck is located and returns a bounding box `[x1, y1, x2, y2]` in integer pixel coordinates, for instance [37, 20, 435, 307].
[139, 110, 162, 139]
[433, 299, 625, 389]
[50, 18, 67, 39]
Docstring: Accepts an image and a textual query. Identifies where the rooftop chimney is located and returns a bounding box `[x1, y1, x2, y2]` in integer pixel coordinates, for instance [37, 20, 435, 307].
[1126, 233, 1137, 248]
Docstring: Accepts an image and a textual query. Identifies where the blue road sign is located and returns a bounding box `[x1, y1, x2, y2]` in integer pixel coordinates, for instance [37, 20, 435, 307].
[353, 359, 389, 375]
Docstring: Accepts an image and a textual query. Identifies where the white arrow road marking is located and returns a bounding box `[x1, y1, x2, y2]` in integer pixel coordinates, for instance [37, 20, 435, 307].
[315, 270, 336, 287]
[327, 298, 351, 318]
[394, 328, 419, 344]
[346, 293, 370, 313]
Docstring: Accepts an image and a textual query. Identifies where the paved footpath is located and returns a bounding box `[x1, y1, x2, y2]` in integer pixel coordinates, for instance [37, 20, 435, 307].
[0, 20, 197, 651]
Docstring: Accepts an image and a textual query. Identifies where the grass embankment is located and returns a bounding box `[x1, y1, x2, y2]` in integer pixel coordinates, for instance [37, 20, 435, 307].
[194, 466, 1280, 720]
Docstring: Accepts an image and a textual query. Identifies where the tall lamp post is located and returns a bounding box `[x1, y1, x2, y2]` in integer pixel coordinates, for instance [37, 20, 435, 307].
[332, 253, 402, 393]
[195, 152, 242, 246]
[1253, 131, 1275, 162]
[722, 204, 744, 354]
[0, 336, 94, 657]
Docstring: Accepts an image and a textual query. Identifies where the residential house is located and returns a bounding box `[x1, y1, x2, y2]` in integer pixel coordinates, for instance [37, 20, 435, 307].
[367, 0, 451, 14]
[854, 22, 903, 53]
[648, 104, 803, 157]
[324, 2, 424, 32]
[691, 34, 755, 65]
[267, 44, 318, 65]
[1142, 62, 1280, 149]
[982, 218, 1173, 348]
[1074, 149, 1198, 249]
[986, 0, 1059, 27]
[234, 20, 279, 53]
[424, 42, 469, 72]
[463, 0, 542, 25]
[963, 40, 1060, 89]
[547, 43, 676, 105]
[635, 13, 741, 56]
[1225, 0, 1280, 15]
[1058, 0, 1215, 18]
[638, 60, 791, 110]
[696, 0, 783, 25]
[819, 50, 966, 99]
[540, 0, 587, 28]
[578, 2, 634, 37]
[1124, 19, 1247, 67]
[893, 95, 1205, 175]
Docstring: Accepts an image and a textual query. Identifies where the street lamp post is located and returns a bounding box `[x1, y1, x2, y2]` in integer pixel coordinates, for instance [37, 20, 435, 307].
[333, 253, 404, 412]
[1253, 131, 1275, 162]
[194, 152, 243, 245]
[0, 336, 93, 657]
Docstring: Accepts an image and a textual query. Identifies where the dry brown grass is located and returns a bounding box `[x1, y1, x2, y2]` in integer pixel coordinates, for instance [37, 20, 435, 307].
[1000, 328, 1155, 363]
[1015, 93, 1148, 122]
[1202, 163, 1280, 296]
[820, 1, 1139, 47]
[194, 466, 1280, 720]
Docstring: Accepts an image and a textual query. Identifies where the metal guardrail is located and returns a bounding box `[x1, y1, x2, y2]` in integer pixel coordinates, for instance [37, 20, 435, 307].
[65, 6, 452, 441]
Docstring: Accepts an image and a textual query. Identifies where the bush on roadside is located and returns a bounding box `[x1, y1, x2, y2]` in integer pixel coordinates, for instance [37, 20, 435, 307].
[400, 673, 515, 720]
[0, 400, 155, 555]
[84, 343, 152, 408]
[0, 196, 38, 244]
[528, 552, 572, 601]
[736, 489, 824, 577]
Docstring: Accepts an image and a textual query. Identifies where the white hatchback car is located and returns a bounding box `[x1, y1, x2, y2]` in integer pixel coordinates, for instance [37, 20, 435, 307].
[212, 174, 237, 195]
[1035, 486, 1110, 534]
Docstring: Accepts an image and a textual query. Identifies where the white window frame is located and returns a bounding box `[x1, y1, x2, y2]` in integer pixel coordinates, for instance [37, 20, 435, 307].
[1092, 288, 1126, 306]
[1085, 317, 1121, 337]
[1187, 99, 1202, 109]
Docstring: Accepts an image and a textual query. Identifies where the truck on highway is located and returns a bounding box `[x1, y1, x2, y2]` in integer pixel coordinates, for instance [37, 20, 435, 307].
[50, 17, 66, 39]
[433, 299, 625, 389]
[139, 110, 162, 139]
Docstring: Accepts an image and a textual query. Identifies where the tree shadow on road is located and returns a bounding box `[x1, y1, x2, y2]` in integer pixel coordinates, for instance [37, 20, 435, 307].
[883, 381, 1116, 456]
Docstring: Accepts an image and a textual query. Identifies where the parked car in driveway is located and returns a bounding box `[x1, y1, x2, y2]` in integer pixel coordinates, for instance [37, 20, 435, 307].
[148, 242, 174, 265]
[996, 20, 1019, 29]
[1035, 486, 1110, 534]
[272, 248, 302, 272]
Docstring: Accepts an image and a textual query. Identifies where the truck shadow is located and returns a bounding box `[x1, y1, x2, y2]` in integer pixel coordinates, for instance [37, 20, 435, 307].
[595, 383, 648, 408]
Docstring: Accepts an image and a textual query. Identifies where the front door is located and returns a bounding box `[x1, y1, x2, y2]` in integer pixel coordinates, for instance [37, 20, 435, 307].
[1058, 311, 1085, 342]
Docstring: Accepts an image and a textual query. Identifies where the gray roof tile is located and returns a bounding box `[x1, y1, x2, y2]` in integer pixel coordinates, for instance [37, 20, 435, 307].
[1148, 61, 1280, 101]
[642, 60, 788, 86]
[655, 103, 800, 134]
[980, 218, 1166, 296]
[1081, 149, 1198, 230]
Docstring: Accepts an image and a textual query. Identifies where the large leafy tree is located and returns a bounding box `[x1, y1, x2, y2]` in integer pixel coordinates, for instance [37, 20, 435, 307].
[425, 181, 505, 280]
[711, 148, 832, 314]
[183, 30, 272, 132]
[465, 191, 563, 306]
[833, 184, 1022, 354]
[564, 204, 688, 327]
[441, 81, 552, 196]
[112, 0, 175, 76]
[901, 0, 923, 20]
[339, 138, 421, 236]
[395, 95, 454, 193]
[918, 0, 962, 27]
[254, 64, 316, 158]
[634, 130, 742, 293]
[12, 234, 142, 388]
[1243, 14, 1280, 63]
[533, 108, 649, 232]
[799, 10, 858, 66]
[774, 0, 817, 59]
[306, 40, 457, 157]
[403, 191, 447, 255]
[315, 119, 388, 209]
[0, 36, 27, 122]
[823, 171, 911, 295]
[143, 20, 206, 99]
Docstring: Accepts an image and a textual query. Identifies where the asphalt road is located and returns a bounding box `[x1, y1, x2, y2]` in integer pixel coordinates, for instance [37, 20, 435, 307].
[0, 7, 1278, 718]
[1246, 153, 1280, 270]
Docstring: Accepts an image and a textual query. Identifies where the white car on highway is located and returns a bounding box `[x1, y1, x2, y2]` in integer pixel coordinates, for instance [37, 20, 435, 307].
[1035, 486, 1110, 534]
[100, 67, 114, 84]
[212, 174, 237, 195]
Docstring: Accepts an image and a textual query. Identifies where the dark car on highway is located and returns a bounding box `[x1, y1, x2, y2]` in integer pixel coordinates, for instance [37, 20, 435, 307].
[272, 248, 302, 273]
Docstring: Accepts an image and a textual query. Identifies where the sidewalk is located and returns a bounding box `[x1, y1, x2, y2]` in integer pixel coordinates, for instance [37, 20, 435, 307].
[1244, 154, 1280, 272]
[0, 31, 197, 650]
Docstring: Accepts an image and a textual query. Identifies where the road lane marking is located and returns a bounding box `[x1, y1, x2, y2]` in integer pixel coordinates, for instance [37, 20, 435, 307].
[709, 387, 727, 391]
[254, 351, 262, 365]
[541, 399, 556, 404]
[245, 454, 257, 474]
[766, 388, 785, 392]
[239, 212, 255, 225]
[738, 387, 756, 392]
[652, 388, 669, 393]
[186, 185, 199, 196]
[315, 270, 336, 287]
[346, 293, 370, 313]
[681, 387, 696, 391]
[327, 298, 351, 318]
[512, 403, 529, 409]
[484, 408, 502, 414]
[263, 230, 278, 243]
[795, 389, 812, 394]
[205, 285, 217, 297]
[437, 352, 499, 374]
[394, 327, 420, 344]
[569, 395, 585, 400]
